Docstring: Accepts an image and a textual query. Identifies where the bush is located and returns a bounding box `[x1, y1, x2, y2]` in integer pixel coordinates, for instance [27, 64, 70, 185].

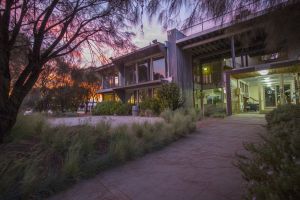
[92, 101, 131, 116]
[236, 104, 300, 200]
[204, 104, 226, 117]
[139, 98, 161, 116]
[9, 113, 48, 142]
[108, 125, 141, 162]
[157, 83, 184, 110]
[0, 109, 198, 199]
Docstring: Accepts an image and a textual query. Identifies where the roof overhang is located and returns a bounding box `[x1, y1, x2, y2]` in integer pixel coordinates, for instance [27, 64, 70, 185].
[97, 80, 164, 94]
[112, 43, 166, 64]
[228, 58, 300, 79]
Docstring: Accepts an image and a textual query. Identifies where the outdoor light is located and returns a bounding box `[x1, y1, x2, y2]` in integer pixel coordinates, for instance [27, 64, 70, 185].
[203, 67, 208, 71]
[258, 70, 268, 76]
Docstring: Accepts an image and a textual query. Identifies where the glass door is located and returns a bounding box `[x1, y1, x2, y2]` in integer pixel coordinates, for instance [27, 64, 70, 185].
[264, 86, 276, 107]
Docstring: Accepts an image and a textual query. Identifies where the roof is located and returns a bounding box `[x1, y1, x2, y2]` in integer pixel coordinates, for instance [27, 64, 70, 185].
[95, 42, 166, 71]
[112, 42, 166, 64]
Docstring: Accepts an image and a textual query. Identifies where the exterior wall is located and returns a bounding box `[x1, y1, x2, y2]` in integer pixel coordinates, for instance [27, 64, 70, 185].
[167, 29, 194, 106]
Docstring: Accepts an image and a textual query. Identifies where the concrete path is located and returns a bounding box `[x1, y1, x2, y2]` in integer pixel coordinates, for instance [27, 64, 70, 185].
[49, 114, 266, 200]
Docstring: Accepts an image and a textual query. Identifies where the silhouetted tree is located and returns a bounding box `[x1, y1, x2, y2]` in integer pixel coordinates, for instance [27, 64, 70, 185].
[0, 0, 142, 142]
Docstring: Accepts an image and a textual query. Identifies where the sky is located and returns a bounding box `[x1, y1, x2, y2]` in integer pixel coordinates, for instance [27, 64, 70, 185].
[80, 21, 167, 67]
[132, 21, 167, 48]
[80, 6, 190, 67]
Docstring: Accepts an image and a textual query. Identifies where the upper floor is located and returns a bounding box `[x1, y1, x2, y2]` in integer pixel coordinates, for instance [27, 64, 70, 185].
[96, 42, 168, 92]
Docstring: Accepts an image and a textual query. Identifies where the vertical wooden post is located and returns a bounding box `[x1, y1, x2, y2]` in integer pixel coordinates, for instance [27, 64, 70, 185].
[135, 63, 138, 84]
[231, 36, 236, 68]
[200, 64, 205, 117]
[258, 84, 262, 113]
[225, 72, 232, 115]
[237, 79, 240, 113]
[296, 73, 300, 104]
[241, 54, 244, 67]
[280, 73, 285, 105]
[245, 54, 249, 67]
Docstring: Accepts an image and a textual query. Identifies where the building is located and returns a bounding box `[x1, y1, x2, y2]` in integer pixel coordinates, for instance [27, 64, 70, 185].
[96, 42, 168, 104]
[95, 1, 300, 115]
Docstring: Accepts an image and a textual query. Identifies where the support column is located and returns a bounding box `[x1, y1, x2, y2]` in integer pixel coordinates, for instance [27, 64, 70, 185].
[295, 73, 300, 104]
[245, 54, 249, 67]
[135, 63, 138, 84]
[231, 36, 236, 68]
[280, 74, 285, 105]
[225, 72, 232, 115]
[258, 84, 262, 113]
[241, 54, 245, 67]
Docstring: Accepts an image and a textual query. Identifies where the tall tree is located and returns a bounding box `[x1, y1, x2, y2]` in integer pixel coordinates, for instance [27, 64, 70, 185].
[0, 0, 143, 142]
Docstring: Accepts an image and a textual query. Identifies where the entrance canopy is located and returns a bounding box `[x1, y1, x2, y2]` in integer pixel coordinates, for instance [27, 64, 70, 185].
[229, 59, 300, 79]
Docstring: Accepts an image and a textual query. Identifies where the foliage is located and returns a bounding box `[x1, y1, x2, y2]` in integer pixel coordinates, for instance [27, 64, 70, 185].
[92, 101, 131, 116]
[236, 105, 300, 200]
[139, 98, 161, 116]
[204, 104, 226, 117]
[0, 0, 142, 141]
[157, 83, 184, 110]
[0, 109, 198, 199]
[7, 113, 47, 143]
[210, 112, 226, 118]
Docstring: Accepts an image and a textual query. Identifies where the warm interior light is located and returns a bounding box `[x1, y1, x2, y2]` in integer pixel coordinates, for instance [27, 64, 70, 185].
[203, 67, 208, 71]
[258, 70, 268, 76]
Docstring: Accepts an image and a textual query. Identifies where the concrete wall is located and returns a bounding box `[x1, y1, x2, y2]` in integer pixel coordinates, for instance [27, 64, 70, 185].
[167, 29, 194, 107]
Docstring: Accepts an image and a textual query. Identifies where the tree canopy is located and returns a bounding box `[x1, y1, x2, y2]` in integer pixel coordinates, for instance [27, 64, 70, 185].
[0, 0, 144, 142]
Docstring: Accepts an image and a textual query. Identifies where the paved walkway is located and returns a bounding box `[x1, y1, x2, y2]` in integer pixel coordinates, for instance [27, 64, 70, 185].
[49, 114, 266, 200]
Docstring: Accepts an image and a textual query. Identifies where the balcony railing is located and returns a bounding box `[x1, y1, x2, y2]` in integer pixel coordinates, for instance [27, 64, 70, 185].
[181, 0, 287, 36]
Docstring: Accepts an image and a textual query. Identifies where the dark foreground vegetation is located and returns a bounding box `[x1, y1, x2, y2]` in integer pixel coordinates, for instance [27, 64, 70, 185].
[236, 105, 300, 200]
[0, 109, 199, 200]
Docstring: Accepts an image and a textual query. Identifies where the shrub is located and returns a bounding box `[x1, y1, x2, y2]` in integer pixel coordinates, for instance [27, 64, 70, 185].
[0, 108, 198, 199]
[204, 104, 226, 117]
[211, 112, 226, 118]
[157, 83, 184, 110]
[139, 98, 161, 116]
[9, 113, 48, 142]
[160, 109, 173, 123]
[108, 125, 141, 162]
[236, 104, 300, 200]
[92, 101, 131, 116]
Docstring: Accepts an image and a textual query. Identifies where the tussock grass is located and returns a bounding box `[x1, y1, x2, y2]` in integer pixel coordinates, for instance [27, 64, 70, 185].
[0, 109, 199, 199]
[236, 105, 300, 200]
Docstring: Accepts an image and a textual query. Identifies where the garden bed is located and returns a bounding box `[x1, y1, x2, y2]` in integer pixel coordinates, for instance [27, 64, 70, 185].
[236, 104, 300, 200]
[0, 109, 199, 200]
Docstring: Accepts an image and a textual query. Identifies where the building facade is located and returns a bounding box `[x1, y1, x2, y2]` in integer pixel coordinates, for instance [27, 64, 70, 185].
[96, 2, 300, 115]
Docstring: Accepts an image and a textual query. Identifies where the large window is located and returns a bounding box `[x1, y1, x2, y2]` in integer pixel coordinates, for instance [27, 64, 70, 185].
[153, 57, 166, 80]
[102, 71, 118, 89]
[138, 60, 150, 83]
[125, 65, 136, 85]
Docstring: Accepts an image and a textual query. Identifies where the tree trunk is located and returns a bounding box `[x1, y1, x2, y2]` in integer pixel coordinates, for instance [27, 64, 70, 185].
[85, 101, 89, 114]
[0, 62, 42, 143]
[0, 103, 19, 143]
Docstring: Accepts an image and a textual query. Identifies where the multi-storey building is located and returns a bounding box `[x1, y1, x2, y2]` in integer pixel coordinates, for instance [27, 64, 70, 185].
[95, 1, 300, 115]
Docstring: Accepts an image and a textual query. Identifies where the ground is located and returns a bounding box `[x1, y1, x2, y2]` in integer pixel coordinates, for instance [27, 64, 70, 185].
[48, 116, 163, 127]
[49, 114, 265, 200]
